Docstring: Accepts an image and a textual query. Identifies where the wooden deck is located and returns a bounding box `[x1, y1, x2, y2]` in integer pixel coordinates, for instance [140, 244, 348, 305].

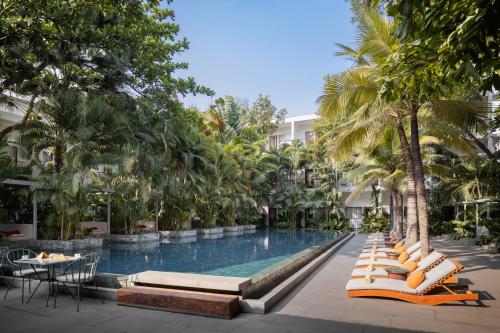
[117, 286, 240, 319]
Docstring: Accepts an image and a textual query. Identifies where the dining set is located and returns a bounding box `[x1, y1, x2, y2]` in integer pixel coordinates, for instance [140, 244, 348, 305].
[0, 247, 101, 311]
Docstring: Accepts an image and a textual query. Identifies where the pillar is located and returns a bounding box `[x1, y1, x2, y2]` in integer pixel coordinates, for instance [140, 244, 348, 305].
[32, 190, 37, 240]
[107, 192, 111, 235]
[155, 197, 159, 231]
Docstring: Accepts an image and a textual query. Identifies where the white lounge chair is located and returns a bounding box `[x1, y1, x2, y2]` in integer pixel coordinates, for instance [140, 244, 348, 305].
[352, 251, 445, 277]
[346, 259, 478, 305]
[355, 249, 422, 268]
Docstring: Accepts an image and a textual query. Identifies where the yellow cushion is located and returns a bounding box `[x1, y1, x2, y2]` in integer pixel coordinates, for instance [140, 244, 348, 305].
[406, 269, 425, 288]
[395, 240, 404, 248]
[398, 251, 409, 264]
[402, 260, 417, 272]
[395, 246, 405, 254]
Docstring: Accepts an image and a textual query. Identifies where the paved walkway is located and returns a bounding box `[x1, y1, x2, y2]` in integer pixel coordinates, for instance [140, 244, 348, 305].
[1, 234, 499, 333]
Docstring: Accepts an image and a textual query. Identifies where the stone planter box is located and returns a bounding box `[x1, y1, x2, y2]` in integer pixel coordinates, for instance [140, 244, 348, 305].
[31, 238, 103, 251]
[199, 233, 223, 240]
[223, 226, 244, 235]
[159, 230, 197, 239]
[242, 225, 257, 233]
[110, 233, 159, 243]
[196, 227, 223, 236]
[161, 236, 197, 244]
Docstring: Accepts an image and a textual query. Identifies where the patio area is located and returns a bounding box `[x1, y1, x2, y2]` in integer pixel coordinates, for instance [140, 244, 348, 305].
[0, 234, 499, 333]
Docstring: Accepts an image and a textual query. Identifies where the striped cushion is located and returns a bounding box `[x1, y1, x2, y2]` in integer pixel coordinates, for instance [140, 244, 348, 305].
[346, 278, 417, 294]
[416, 260, 457, 293]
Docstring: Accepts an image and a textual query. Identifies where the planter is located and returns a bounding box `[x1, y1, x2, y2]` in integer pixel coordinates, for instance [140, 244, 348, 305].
[223, 226, 244, 235]
[110, 233, 159, 243]
[199, 233, 223, 240]
[196, 227, 223, 236]
[159, 230, 197, 239]
[31, 238, 103, 251]
[242, 225, 257, 233]
[161, 236, 197, 244]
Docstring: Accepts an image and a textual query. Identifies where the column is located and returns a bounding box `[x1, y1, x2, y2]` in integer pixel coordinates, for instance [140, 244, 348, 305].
[155, 197, 159, 231]
[107, 192, 111, 235]
[32, 190, 37, 240]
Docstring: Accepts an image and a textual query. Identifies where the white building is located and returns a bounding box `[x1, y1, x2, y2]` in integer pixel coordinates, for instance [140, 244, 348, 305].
[267, 113, 388, 228]
[485, 92, 500, 154]
[0, 92, 27, 131]
[267, 114, 318, 149]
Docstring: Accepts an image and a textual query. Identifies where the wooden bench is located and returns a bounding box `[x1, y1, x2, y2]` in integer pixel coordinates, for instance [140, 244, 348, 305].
[117, 286, 241, 319]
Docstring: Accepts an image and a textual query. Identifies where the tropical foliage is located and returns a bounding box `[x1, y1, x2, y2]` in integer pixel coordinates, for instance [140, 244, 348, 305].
[318, 1, 500, 253]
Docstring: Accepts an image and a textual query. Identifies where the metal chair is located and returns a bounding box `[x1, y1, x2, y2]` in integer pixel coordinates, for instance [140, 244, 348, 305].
[3, 248, 48, 302]
[0, 247, 8, 276]
[54, 253, 101, 311]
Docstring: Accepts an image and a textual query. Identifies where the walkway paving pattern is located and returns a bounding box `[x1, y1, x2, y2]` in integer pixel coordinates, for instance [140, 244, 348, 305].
[1, 234, 499, 333]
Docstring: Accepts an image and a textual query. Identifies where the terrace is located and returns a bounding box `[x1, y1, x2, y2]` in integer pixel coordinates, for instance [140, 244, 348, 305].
[1, 0, 499, 332]
[1, 235, 498, 333]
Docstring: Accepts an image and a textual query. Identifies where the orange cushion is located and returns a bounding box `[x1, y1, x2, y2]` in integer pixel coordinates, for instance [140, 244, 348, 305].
[395, 246, 405, 254]
[398, 251, 409, 264]
[406, 269, 425, 288]
[402, 260, 417, 272]
[394, 240, 404, 248]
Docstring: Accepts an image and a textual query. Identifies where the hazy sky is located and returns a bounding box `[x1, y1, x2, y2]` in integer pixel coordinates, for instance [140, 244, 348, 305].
[170, 1, 356, 116]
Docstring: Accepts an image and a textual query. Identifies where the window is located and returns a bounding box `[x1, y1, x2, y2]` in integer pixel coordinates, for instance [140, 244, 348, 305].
[10, 146, 18, 166]
[268, 135, 277, 150]
[278, 134, 291, 145]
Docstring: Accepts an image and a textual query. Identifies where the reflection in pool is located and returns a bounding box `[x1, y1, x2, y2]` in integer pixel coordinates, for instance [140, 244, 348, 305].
[97, 229, 339, 277]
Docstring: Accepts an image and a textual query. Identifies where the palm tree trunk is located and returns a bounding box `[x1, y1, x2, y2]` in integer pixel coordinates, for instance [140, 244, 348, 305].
[394, 190, 404, 239]
[395, 118, 419, 245]
[409, 103, 429, 256]
[54, 144, 63, 173]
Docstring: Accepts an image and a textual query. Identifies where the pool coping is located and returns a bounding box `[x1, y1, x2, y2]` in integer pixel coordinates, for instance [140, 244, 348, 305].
[242, 231, 351, 299]
[240, 231, 354, 314]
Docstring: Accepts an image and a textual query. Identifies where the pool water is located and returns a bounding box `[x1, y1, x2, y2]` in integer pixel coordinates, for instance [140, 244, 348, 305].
[97, 230, 339, 277]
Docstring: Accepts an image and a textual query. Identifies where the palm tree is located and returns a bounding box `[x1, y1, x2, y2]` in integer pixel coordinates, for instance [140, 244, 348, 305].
[343, 127, 406, 237]
[318, 6, 420, 244]
[318, 4, 488, 255]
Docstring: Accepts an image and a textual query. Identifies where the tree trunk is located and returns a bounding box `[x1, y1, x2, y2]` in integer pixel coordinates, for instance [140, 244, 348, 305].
[390, 191, 395, 231]
[54, 144, 63, 173]
[409, 103, 429, 257]
[395, 118, 419, 245]
[394, 190, 404, 239]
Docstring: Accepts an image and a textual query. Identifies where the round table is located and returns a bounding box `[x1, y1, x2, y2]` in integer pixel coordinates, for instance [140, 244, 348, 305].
[384, 267, 409, 280]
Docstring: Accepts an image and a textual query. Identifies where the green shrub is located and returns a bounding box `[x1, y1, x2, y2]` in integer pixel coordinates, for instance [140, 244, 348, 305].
[361, 211, 389, 233]
[429, 219, 455, 235]
[475, 235, 494, 246]
[450, 220, 475, 238]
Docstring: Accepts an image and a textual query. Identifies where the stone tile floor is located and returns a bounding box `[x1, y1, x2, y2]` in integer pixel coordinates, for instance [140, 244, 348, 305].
[0, 234, 498, 333]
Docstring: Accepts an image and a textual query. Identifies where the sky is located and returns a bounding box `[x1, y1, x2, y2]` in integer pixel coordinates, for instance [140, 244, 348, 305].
[169, 0, 356, 117]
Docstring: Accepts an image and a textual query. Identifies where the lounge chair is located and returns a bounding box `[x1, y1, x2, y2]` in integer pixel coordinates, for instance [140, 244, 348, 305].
[355, 249, 422, 268]
[352, 251, 445, 278]
[358, 251, 390, 259]
[359, 242, 421, 262]
[346, 259, 478, 305]
[362, 240, 419, 253]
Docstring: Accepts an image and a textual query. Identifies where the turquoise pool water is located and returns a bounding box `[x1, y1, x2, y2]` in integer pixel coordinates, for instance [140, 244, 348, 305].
[97, 230, 339, 277]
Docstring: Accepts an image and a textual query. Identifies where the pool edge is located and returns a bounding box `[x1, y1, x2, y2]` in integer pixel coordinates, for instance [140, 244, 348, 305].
[240, 231, 354, 314]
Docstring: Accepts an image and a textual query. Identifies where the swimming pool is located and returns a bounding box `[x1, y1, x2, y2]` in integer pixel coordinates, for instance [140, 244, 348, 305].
[97, 229, 339, 277]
